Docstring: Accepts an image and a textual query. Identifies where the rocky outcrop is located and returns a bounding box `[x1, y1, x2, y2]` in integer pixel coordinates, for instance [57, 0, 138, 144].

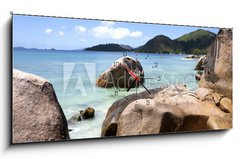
[101, 85, 232, 137]
[195, 55, 206, 70]
[12, 69, 69, 143]
[96, 56, 144, 88]
[198, 29, 232, 98]
[101, 29, 232, 137]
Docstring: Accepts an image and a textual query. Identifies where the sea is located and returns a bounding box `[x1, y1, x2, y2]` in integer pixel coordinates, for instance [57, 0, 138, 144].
[13, 48, 199, 139]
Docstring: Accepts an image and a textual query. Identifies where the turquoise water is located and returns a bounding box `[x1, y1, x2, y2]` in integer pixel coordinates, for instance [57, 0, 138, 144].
[13, 49, 198, 139]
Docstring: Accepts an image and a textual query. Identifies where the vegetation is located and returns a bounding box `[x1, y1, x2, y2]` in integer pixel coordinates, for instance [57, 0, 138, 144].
[192, 48, 208, 55]
[136, 29, 216, 54]
[84, 29, 216, 54]
[135, 35, 181, 53]
[176, 29, 216, 54]
[85, 43, 132, 52]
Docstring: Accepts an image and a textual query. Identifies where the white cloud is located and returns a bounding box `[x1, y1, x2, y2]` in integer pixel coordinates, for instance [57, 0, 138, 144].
[75, 26, 87, 33]
[101, 21, 115, 27]
[129, 31, 142, 38]
[59, 31, 64, 36]
[111, 28, 130, 39]
[81, 39, 86, 42]
[91, 26, 142, 40]
[45, 28, 53, 35]
[92, 26, 111, 38]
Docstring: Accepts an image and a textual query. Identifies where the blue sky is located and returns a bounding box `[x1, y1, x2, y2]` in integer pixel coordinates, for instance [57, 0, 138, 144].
[13, 15, 219, 50]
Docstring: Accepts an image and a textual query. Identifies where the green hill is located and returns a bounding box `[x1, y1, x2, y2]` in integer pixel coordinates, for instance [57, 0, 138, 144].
[136, 35, 181, 53]
[176, 29, 216, 54]
[136, 29, 216, 54]
[85, 43, 132, 52]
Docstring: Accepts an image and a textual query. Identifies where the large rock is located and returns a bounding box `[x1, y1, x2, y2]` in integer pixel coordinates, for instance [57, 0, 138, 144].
[12, 69, 70, 143]
[101, 85, 232, 137]
[96, 56, 144, 88]
[198, 29, 232, 98]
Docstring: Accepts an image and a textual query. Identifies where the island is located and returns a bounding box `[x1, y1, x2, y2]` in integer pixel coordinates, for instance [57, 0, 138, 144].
[85, 29, 216, 55]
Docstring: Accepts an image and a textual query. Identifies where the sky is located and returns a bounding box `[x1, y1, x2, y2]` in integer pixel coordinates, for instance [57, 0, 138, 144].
[13, 15, 219, 50]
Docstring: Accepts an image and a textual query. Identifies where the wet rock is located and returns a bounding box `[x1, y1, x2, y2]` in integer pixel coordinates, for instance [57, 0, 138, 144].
[81, 107, 95, 119]
[68, 107, 95, 123]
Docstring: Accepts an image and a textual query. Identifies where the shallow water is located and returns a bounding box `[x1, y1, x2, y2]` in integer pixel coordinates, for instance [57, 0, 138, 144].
[13, 49, 198, 139]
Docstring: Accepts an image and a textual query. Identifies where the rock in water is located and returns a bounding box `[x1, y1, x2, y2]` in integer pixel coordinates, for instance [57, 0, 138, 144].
[101, 85, 232, 137]
[80, 107, 95, 119]
[185, 54, 200, 59]
[195, 55, 206, 70]
[12, 69, 70, 143]
[68, 107, 95, 123]
[96, 56, 144, 88]
[199, 29, 232, 98]
[68, 114, 82, 123]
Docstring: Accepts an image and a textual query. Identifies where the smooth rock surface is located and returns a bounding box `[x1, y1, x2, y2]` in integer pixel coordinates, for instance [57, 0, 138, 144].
[206, 114, 232, 129]
[96, 56, 144, 88]
[101, 85, 232, 137]
[219, 97, 232, 113]
[12, 69, 69, 143]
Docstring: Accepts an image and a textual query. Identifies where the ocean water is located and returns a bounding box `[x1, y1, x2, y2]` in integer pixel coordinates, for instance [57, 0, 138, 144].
[13, 49, 198, 139]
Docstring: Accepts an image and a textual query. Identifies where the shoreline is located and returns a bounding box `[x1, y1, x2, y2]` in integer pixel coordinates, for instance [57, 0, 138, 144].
[13, 47, 206, 56]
